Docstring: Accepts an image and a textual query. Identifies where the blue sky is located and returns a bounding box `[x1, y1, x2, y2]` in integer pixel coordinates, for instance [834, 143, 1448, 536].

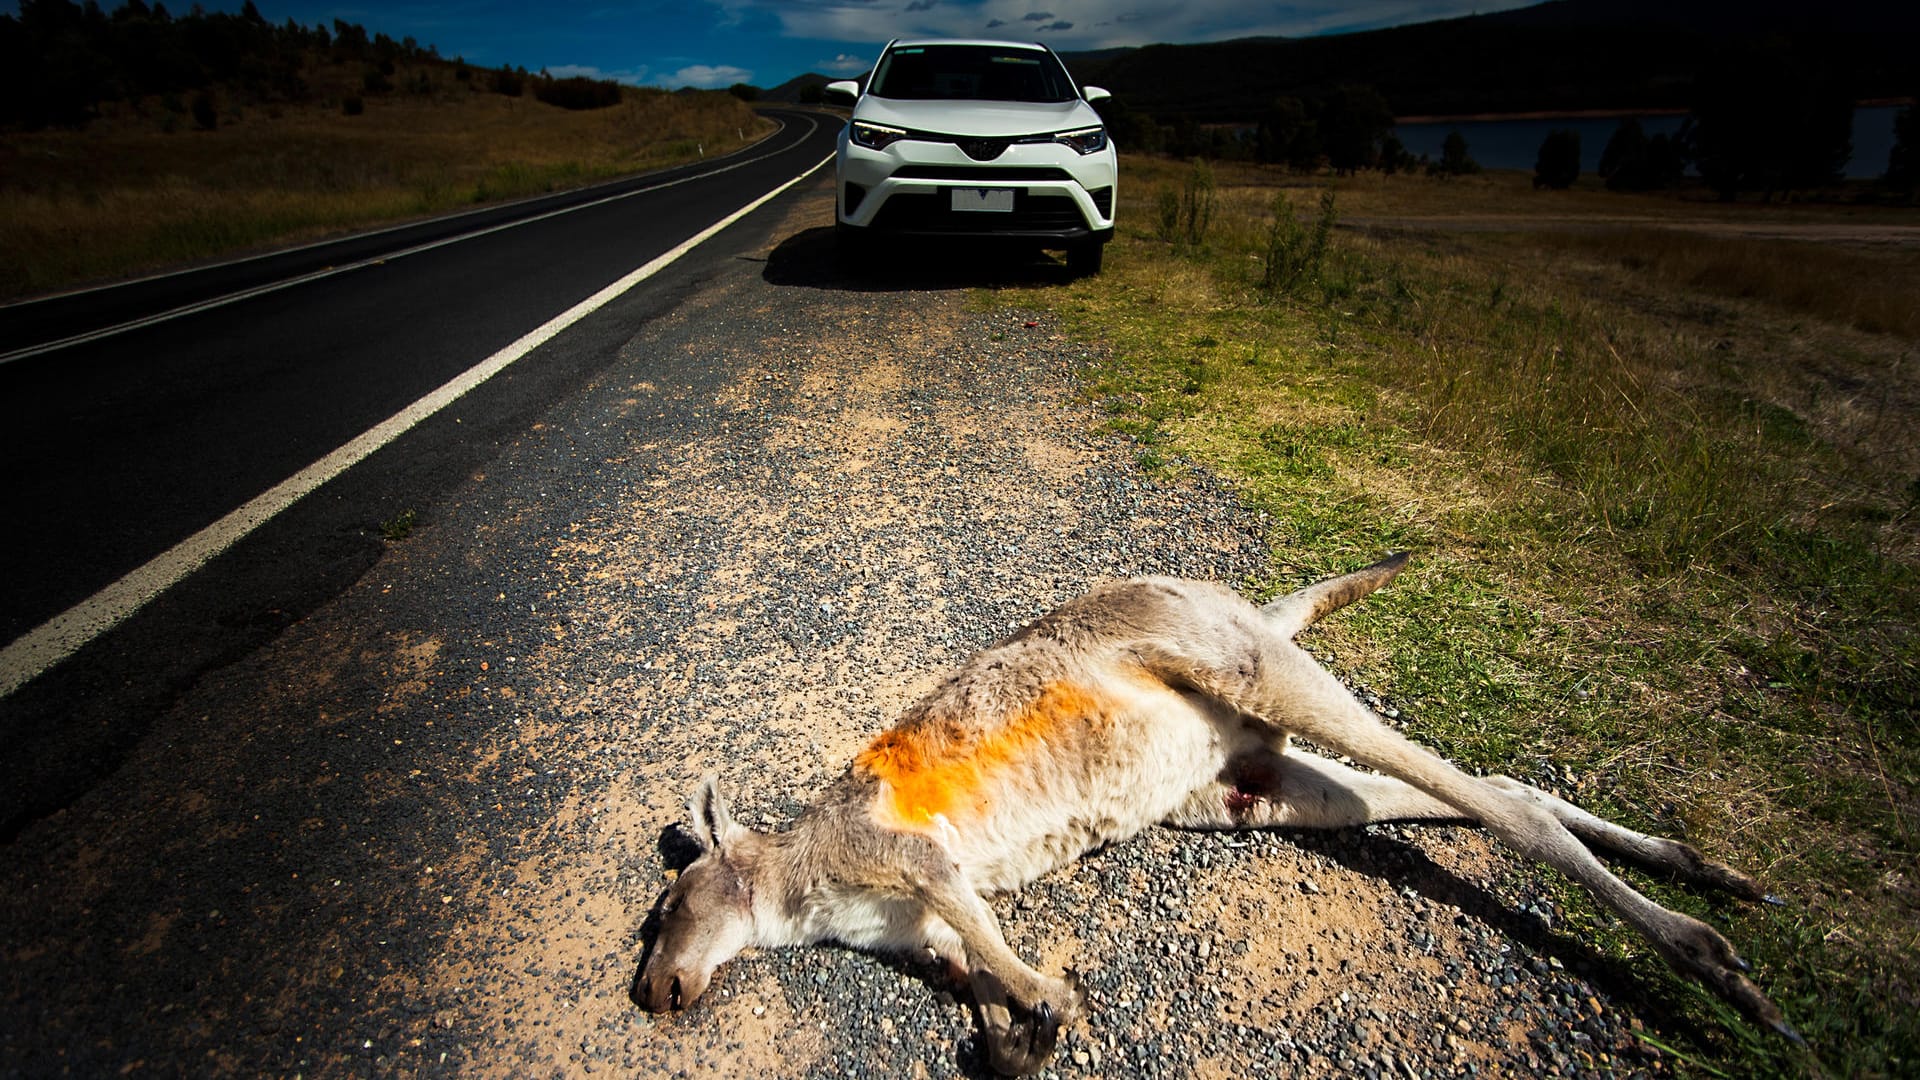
[230, 1, 1533, 90]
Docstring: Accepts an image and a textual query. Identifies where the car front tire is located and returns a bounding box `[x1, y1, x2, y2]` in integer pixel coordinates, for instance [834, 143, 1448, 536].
[1067, 240, 1105, 277]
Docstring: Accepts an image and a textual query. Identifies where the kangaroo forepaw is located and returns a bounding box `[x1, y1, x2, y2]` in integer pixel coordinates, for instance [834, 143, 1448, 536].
[970, 968, 1083, 1077]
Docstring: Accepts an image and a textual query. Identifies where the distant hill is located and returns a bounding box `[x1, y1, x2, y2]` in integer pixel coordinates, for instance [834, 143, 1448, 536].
[759, 72, 842, 105]
[1060, 0, 1919, 122]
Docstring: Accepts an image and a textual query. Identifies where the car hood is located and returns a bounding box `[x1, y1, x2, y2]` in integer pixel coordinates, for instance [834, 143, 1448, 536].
[852, 96, 1101, 138]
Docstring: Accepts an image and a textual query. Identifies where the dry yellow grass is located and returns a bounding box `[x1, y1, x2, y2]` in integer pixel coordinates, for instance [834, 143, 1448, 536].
[1138, 156, 1920, 224]
[1534, 227, 1920, 339]
[0, 61, 773, 299]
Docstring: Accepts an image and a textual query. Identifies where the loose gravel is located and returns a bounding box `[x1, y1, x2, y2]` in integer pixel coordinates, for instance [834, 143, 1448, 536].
[1, 183, 1680, 1079]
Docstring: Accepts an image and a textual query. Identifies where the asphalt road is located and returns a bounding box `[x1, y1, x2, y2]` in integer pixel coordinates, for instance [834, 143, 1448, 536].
[0, 107, 840, 837]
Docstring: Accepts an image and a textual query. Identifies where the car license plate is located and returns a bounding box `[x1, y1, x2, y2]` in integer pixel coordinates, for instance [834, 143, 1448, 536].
[951, 188, 1015, 212]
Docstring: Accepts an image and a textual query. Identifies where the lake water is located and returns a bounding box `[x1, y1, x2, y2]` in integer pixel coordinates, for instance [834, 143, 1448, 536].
[1391, 105, 1904, 179]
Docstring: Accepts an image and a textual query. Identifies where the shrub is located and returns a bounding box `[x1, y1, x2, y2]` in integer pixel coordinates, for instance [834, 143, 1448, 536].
[190, 91, 217, 130]
[1259, 189, 1338, 298]
[1179, 160, 1216, 246]
[341, 94, 364, 116]
[1155, 186, 1181, 243]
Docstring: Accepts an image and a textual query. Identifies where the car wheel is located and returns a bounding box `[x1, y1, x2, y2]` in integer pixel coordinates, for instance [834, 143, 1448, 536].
[1067, 241, 1105, 277]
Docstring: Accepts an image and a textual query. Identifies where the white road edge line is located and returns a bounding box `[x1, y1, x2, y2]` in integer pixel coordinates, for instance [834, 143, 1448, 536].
[0, 149, 836, 701]
[0, 114, 820, 366]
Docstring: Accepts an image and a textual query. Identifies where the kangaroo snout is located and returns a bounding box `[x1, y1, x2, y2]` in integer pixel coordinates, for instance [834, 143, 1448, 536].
[636, 963, 709, 1013]
[634, 782, 761, 1017]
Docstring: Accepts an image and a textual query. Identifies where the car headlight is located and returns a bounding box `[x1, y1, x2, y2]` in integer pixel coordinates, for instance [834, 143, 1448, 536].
[1054, 126, 1108, 155]
[850, 121, 908, 151]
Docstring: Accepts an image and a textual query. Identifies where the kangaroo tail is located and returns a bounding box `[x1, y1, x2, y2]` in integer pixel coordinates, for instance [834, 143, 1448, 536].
[1262, 552, 1411, 638]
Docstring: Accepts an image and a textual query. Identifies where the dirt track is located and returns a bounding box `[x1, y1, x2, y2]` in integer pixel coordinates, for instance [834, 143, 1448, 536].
[0, 181, 1712, 1078]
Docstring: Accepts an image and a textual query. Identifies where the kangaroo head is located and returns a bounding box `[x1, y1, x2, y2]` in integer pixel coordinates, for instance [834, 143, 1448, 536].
[637, 775, 761, 1012]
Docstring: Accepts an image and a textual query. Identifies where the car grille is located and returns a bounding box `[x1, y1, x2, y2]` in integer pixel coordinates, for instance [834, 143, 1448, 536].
[1090, 186, 1113, 218]
[871, 193, 1090, 234]
[891, 165, 1077, 181]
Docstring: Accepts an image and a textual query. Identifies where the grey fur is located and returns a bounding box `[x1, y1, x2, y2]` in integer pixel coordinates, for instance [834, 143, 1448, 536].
[636, 554, 1791, 1074]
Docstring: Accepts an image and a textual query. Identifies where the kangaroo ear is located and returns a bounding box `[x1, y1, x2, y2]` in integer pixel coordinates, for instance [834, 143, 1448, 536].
[685, 774, 740, 852]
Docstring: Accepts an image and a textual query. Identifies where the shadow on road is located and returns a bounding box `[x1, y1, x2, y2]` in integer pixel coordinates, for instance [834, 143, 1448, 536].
[761, 225, 1082, 292]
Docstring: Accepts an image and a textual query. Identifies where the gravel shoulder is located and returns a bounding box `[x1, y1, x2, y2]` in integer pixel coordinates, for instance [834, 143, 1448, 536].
[2, 180, 1692, 1078]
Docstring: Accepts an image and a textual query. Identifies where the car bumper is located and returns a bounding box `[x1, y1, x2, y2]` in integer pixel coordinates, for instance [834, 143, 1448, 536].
[836, 133, 1117, 244]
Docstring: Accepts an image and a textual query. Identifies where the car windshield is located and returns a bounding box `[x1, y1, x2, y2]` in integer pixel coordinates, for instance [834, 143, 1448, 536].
[869, 45, 1077, 103]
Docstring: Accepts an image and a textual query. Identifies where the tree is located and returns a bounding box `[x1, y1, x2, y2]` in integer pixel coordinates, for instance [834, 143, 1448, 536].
[1534, 128, 1580, 189]
[1377, 133, 1416, 175]
[1603, 117, 1693, 192]
[1598, 117, 1648, 189]
[726, 81, 757, 102]
[1886, 104, 1917, 199]
[329, 17, 366, 61]
[1256, 96, 1315, 169]
[1692, 39, 1852, 201]
[1430, 130, 1479, 177]
[1317, 84, 1393, 174]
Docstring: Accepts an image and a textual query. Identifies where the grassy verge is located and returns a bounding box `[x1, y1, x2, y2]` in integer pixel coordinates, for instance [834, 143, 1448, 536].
[0, 62, 772, 300]
[991, 157, 1919, 1076]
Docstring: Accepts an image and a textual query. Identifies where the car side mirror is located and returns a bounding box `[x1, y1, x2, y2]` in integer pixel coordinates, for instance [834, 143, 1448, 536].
[1082, 86, 1111, 104]
[824, 80, 860, 104]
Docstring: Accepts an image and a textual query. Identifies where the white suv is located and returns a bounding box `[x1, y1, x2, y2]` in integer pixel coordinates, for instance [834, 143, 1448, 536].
[828, 39, 1116, 275]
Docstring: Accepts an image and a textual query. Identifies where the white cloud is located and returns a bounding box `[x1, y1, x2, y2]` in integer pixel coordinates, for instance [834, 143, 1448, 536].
[818, 52, 872, 74]
[662, 63, 756, 89]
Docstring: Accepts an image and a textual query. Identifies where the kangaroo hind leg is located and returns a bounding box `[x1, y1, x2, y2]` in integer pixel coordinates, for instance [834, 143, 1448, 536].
[1150, 619, 1793, 1039]
[1483, 776, 1771, 902]
[1166, 748, 1769, 903]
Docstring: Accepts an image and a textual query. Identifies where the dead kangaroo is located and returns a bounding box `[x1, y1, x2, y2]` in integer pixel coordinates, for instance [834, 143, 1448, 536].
[637, 553, 1792, 1074]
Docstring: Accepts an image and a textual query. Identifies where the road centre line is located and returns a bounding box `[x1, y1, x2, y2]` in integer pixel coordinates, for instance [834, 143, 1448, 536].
[0, 114, 821, 366]
[0, 149, 836, 701]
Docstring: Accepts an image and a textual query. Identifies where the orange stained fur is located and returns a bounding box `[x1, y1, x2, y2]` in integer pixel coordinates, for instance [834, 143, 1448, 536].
[856, 680, 1115, 828]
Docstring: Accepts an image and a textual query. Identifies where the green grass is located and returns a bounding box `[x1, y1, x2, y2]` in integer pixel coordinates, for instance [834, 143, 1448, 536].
[993, 156, 1920, 1077]
[381, 509, 418, 542]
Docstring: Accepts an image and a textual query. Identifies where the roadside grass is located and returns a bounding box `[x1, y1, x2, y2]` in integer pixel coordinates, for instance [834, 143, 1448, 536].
[992, 157, 1919, 1076]
[1533, 228, 1920, 340]
[0, 61, 772, 300]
